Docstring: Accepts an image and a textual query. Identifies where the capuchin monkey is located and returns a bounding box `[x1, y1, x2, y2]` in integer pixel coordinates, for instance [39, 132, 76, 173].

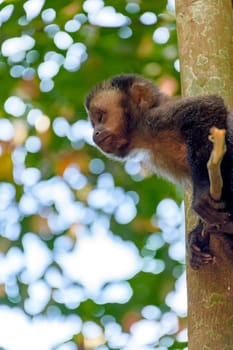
[85, 74, 233, 269]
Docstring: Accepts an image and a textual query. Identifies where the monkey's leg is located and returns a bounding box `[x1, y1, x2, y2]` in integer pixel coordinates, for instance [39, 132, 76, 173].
[187, 138, 230, 224]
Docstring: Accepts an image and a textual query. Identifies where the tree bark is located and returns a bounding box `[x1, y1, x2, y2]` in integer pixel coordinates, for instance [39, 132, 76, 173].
[175, 0, 233, 349]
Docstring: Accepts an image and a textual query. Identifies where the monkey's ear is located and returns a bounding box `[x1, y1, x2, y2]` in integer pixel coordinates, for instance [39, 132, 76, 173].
[130, 82, 153, 106]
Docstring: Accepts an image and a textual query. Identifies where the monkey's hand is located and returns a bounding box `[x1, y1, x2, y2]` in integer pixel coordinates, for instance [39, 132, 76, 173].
[188, 221, 214, 269]
[193, 190, 230, 225]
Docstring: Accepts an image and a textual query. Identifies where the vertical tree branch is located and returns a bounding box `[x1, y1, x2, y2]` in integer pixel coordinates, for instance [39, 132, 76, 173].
[175, 0, 233, 349]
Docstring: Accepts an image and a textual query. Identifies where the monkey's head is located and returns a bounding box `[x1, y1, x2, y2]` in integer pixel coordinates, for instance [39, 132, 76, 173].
[85, 74, 163, 158]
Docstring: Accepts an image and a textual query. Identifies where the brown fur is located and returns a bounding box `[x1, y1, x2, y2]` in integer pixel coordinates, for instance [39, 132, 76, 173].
[87, 82, 190, 186]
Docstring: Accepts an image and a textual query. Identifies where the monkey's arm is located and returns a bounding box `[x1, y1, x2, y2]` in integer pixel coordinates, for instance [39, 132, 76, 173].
[191, 120, 228, 220]
[171, 96, 230, 224]
[188, 127, 227, 269]
[145, 96, 229, 220]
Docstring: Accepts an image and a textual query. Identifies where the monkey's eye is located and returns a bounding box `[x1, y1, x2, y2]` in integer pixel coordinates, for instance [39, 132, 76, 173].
[98, 110, 106, 123]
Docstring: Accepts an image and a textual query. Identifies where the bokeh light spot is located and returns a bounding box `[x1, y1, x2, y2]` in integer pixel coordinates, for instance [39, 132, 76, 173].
[38, 60, 60, 79]
[1, 35, 35, 57]
[4, 96, 26, 117]
[125, 3, 140, 13]
[35, 115, 51, 133]
[41, 8, 56, 23]
[25, 136, 41, 153]
[54, 31, 73, 50]
[153, 27, 170, 44]
[140, 12, 157, 25]
[0, 119, 14, 141]
[65, 19, 81, 32]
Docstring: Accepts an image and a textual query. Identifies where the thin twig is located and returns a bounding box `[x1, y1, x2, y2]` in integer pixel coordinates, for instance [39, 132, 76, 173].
[207, 126, 226, 201]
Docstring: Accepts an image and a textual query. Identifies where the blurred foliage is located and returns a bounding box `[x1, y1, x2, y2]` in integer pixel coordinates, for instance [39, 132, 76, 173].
[0, 1, 187, 349]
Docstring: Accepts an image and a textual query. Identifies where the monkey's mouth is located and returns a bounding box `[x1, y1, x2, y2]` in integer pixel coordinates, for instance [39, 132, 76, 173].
[96, 135, 129, 156]
[95, 134, 112, 149]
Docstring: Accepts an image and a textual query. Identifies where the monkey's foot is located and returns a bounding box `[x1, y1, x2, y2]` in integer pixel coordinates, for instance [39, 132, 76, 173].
[193, 192, 230, 224]
[188, 223, 214, 270]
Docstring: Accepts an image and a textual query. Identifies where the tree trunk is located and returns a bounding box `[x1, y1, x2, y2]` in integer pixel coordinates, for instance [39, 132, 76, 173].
[175, 0, 233, 349]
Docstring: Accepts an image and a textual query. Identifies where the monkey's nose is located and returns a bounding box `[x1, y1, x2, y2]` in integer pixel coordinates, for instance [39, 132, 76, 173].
[93, 128, 102, 143]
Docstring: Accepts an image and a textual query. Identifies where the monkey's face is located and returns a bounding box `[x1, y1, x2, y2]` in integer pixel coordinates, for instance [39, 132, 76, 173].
[87, 89, 130, 158]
